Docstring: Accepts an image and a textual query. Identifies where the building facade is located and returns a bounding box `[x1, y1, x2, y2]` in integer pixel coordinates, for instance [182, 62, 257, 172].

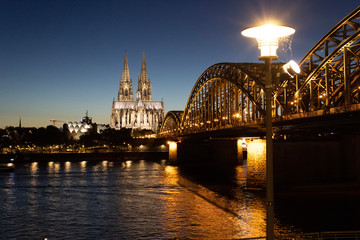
[110, 52, 164, 132]
[63, 113, 96, 140]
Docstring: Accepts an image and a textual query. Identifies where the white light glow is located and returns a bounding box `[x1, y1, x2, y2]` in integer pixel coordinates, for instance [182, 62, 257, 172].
[242, 24, 295, 39]
[282, 60, 300, 77]
[242, 24, 295, 59]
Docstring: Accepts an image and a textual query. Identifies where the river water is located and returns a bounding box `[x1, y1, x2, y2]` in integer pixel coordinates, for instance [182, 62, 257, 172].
[0, 159, 359, 239]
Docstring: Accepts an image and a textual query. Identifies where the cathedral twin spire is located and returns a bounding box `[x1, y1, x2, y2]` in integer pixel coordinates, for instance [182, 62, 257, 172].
[118, 51, 133, 101]
[137, 52, 152, 101]
[118, 51, 151, 102]
[122, 51, 131, 82]
[139, 52, 149, 84]
[110, 51, 164, 131]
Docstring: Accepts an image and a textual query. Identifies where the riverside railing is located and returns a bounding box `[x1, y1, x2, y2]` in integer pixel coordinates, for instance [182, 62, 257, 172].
[240, 230, 360, 240]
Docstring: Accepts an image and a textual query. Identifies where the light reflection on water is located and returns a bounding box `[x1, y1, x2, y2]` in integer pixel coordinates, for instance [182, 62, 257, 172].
[30, 161, 38, 174]
[1, 160, 358, 239]
[80, 160, 87, 172]
[125, 160, 132, 168]
[65, 161, 71, 173]
[174, 164, 269, 238]
[0, 160, 271, 239]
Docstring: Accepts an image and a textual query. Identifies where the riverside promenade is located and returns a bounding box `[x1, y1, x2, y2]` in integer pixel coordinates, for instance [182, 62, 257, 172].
[0, 151, 169, 163]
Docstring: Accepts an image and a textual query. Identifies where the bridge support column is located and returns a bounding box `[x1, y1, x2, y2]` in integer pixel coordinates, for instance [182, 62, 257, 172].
[168, 141, 178, 164]
[237, 139, 244, 164]
[175, 139, 239, 165]
[247, 139, 266, 188]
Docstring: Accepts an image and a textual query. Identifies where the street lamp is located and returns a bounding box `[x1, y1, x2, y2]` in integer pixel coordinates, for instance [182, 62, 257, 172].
[242, 23, 296, 240]
[282, 60, 301, 78]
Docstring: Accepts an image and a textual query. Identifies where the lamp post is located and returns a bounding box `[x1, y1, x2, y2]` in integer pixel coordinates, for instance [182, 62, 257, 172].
[242, 24, 295, 240]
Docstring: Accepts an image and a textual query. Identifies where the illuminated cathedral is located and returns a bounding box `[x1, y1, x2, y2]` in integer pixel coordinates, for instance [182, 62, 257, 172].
[110, 52, 164, 132]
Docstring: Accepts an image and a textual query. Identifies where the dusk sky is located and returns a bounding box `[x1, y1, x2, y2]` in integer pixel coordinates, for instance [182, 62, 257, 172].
[0, 0, 358, 128]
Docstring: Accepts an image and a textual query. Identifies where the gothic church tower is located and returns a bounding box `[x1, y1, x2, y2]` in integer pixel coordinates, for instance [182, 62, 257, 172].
[111, 51, 164, 132]
[137, 52, 152, 101]
[118, 51, 134, 101]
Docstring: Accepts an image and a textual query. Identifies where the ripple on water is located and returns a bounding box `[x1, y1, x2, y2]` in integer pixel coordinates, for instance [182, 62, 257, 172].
[1, 160, 340, 239]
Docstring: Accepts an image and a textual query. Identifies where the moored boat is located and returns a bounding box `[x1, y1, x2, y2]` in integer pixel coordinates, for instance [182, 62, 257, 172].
[0, 161, 15, 172]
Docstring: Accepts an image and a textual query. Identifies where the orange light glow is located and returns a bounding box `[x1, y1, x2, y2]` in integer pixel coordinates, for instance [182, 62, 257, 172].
[168, 141, 177, 163]
[65, 161, 71, 172]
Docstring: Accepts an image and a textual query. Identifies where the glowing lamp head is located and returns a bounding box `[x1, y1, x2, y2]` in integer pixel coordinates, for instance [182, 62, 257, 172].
[242, 24, 295, 60]
[282, 60, 300, 78]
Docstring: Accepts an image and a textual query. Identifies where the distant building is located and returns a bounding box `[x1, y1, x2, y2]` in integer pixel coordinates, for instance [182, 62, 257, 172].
[63, 113, 106, 140]
[110, 52, 164, 132]
[96, 124, 108, 134]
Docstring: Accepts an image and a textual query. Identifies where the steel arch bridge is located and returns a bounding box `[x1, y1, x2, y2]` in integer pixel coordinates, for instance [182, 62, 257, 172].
[160, 6, 360, 137]
[160, 111, 184, 136]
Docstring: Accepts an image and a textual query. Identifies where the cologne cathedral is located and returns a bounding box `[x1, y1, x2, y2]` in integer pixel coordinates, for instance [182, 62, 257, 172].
[110, 52, 164, 132]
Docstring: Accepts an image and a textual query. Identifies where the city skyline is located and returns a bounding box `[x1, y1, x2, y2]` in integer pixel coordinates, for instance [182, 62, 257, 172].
[0, 0, 358, 128]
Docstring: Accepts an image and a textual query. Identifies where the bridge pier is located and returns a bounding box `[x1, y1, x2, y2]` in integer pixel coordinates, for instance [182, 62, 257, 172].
[168, 138, 243, 166]
[247, 139, 266, 188]
[246, 135, 360, 188]
[273, 134, 360, 186]
[237, 139, 244, 165]
[168, 141, 178, 164]
[168, 132, 360, 188]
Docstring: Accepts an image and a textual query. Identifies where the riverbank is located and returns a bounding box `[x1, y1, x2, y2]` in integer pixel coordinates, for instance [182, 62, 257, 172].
[0, 151, 169, 163]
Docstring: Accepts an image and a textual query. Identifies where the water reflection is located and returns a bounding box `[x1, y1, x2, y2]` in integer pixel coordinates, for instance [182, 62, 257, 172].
[102, 160, 108, 171]
[139, 160, 145, 170]
[29, 162, 39, 188]
[172, 163, 268, 238]
[125, 160, 132, 168]
[80, 161, 87, 173]
[30, 162, 38, 175]
[164, 165, 179, 186]
[65, 161, 71, 173]
[48, 161, 54, 170]
[1, 160, 355, 239]
[54, 162, 60, 173]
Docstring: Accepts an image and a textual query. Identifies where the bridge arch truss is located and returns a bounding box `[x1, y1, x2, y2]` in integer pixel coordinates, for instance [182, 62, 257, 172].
[160, 6, 360, 137]
[277, 6, 360, 114]
[180, 63, 285, 135]
[159, 111, 183, 136]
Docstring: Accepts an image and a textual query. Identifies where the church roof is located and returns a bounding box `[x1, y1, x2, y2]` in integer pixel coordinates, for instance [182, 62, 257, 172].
[114, 100, 163, 110]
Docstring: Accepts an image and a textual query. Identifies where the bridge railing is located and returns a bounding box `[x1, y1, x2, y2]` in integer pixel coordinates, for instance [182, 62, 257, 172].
[239, 231, 360, 240]
[161, 103, 360, 136]
[274, 103, 360, 123]
[288, 231, 360, 239]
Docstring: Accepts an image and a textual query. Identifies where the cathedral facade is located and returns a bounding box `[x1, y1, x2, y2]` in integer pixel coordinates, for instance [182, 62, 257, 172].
[110, 52, 165, 132]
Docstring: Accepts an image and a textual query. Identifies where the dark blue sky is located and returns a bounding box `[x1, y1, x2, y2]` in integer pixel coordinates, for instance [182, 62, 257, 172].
[0, 0, 358, 127]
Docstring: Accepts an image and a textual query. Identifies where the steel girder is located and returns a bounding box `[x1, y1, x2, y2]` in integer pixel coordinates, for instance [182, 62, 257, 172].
[159, 111, 183, 136]
[159, 6, 360, 136]
[276, 6, 360, 114]
[180, 63, 283, 135]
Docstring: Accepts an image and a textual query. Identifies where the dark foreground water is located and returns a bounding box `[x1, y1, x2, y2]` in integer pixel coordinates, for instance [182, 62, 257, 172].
[0, 159, 359, 239]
